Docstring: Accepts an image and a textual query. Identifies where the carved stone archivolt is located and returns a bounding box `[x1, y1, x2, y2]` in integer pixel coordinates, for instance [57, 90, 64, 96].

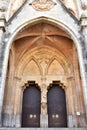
[29, 0, 56, 11]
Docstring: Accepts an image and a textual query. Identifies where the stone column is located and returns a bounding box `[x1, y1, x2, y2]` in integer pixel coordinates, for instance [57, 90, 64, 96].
[1, 47, 16, 127]
[0, 15, 5, 126]
[67, 76, 77, 128]
[0, 0, 10, 126]
[13, 77, 22, 127]
[40, 76, 48, 128]
[80, 12, 87, 118]
[73, 45, 87, 127]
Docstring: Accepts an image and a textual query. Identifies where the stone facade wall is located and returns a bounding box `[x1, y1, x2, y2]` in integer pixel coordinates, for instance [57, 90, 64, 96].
[0, 0, 87, 128]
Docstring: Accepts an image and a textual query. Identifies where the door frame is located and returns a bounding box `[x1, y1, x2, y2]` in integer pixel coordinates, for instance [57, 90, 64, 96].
[47, 82, 67, 127]
[21, 81, 41, 127]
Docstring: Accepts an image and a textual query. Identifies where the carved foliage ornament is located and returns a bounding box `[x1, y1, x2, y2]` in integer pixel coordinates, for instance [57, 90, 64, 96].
[29, 0, 56, 11]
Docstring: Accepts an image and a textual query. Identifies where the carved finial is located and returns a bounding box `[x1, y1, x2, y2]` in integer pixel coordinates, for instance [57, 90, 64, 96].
[0, 0, 8, 12]
[81, 0, 87, 10]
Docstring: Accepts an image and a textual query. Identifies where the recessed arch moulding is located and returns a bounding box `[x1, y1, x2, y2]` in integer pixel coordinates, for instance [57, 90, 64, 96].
[0, 0, 87, 127]
[3, 21, 87, 127]
[15, 45, 71, 88]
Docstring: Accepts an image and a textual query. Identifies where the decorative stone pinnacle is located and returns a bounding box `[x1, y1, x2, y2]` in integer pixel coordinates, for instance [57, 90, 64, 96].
[81, 1, 87, 10]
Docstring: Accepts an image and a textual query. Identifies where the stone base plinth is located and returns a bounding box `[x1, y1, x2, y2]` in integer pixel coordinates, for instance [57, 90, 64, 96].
[0, 128, 87, 130]
[40, 115, 48, 128]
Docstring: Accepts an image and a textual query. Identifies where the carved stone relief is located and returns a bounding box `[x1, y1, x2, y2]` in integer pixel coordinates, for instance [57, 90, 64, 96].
[37, 57, 50, 75]
[41, 102, 47, 115]
[29, 0, 56, 11]
[40, 76, 48, 115]
[41, 82, 47, 103]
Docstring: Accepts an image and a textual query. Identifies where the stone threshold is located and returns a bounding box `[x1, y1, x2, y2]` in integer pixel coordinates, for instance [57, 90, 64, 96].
[0, 128, 87, 130]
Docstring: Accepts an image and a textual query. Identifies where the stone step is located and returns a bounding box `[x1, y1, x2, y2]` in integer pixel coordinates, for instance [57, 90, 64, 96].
[0, 128, 87, 130]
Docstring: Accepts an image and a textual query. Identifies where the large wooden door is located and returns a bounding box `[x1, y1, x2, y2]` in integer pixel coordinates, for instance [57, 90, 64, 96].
[22, 83, 41, 127]
[47, 84, 67, 127]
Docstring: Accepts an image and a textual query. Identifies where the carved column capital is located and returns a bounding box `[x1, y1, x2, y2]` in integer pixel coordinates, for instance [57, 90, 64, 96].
[80, 13, 87, 27]
[67, 76, 74, 81]
[14, 76, 21, 81]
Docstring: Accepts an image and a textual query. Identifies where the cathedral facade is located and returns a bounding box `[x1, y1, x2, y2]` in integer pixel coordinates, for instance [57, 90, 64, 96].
[0, 0, 87, 128]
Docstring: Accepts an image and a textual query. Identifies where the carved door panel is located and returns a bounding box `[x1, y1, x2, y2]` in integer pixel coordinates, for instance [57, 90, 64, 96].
[47, 84, 67, 127]
[22, 84, 41, 127]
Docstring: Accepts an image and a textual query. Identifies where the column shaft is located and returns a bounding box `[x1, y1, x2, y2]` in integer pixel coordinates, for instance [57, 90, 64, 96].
[0, 16, 5, 126]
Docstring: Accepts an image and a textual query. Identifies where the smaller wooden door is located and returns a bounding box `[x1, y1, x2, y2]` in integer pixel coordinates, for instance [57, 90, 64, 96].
[47, 84, 67, 127]
[22, 84, 41, 127]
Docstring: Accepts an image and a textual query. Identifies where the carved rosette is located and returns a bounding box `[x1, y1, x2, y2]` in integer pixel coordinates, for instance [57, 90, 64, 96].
[30, 0, 56, 11]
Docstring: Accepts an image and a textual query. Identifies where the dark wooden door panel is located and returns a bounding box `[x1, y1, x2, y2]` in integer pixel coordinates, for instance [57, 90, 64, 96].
[22, 84, 41, 127]
[47, 84, 67, 127]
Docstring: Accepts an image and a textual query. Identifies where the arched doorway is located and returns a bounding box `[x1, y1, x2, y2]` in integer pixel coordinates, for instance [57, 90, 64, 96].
[47, 82, 67, 127]
[22, 82, 41, 127]
[2, 22, 86, 128]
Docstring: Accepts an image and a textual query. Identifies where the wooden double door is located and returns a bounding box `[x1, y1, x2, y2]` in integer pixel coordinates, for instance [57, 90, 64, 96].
[22, 84, 41, 127]
[22, 83, 67, 127]
[47, 84, 67, 127]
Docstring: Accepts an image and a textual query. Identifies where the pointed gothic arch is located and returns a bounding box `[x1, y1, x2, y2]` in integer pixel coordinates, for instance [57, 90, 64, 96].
[0, 0, 87, 128]
[15, 56, 42, 77]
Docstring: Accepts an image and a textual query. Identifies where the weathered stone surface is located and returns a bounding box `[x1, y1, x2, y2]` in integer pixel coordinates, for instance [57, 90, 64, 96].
[0, 0, 87, 128]
[0, 128, 87, 130]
